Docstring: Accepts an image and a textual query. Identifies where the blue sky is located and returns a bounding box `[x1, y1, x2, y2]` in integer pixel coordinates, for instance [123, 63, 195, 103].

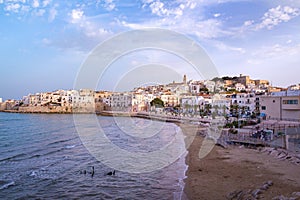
[0, 0, 300, 100]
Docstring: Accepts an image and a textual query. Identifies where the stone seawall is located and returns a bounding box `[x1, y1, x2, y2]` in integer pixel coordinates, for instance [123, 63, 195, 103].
[18, 106, 72, 113]
[17, 106, 95, 114]
[0, 102, 108, 114]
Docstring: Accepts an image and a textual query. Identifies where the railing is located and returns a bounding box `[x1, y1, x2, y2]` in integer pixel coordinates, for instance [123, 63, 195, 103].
[268, 117, 300, 122]
[217, 129, 268, 147]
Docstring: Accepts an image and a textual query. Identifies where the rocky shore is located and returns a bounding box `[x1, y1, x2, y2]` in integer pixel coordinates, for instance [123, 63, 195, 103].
[179, 123, 300, 200]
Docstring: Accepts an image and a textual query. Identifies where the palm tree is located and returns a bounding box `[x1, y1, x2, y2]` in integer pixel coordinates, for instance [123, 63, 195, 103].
[204, 104, 211, 116]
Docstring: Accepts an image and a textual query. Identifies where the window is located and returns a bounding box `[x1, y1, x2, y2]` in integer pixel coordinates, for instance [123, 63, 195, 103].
[283, 100, 299, 104]
[262, 106, 266, 110]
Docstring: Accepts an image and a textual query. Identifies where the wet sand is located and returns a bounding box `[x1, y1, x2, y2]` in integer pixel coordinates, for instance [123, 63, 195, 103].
[179, 123, 300, 200]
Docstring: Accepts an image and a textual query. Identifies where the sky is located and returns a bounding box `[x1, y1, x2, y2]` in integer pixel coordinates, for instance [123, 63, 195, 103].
[0, 0, 300, 100]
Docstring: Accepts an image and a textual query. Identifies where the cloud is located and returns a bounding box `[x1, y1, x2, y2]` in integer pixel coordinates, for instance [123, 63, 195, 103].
[256, 5, 299, 30]
[48, 6, 57, 22]
[214, 13, 221, 18]
[144, 0, 185, 18]
[42, 38, 51, 45]
[214, 42, 246, 54]
[5, 3, 21, 13]
[122, 0, 233, 40]
[96, 0, 116, 11]
[33, 9, 45, 16]
[50, 9, 115, 52]
[49, 22, 113, 52]
[32, 0, 39, 8]
[42, 0, 51, 7]
[122, 17, 231, 40]
[243, 20, 254, 26]
[246, 42, 300, 67]
[71, 8, 84, 21]
[21, 5, 30, 12]
[104, 0, 115, 11]
[149, 1, 168, 16]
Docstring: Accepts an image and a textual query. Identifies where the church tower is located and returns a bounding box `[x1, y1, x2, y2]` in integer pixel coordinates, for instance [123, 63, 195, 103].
[183, 74, 187, 84]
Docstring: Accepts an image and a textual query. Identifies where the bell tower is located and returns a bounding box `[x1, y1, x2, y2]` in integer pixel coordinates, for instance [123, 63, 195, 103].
[183, 74, 187, 84]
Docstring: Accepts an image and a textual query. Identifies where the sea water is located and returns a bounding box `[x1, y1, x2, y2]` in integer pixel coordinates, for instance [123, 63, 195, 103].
[0, 112, 187, 199]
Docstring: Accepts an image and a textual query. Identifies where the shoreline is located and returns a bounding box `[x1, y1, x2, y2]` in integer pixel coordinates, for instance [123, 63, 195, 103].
[0, 110, 211, 123]
[1, 111, 299, 199]
[180, 123, 300, 200]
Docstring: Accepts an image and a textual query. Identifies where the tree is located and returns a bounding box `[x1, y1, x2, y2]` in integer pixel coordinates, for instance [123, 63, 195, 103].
[222, 105, 227, 117]
[204, 104, 212, 116]
[200, 87, 209, 94]
[230, 104, 239, 117]
[150, 98, 164, 108]
[211, 77, 223, 82]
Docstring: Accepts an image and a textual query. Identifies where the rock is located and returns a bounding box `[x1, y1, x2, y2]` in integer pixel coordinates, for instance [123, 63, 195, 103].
[290, 158, 297, 163]
[252, 189, 262, 197]
[216, 140, 228, 149]
[286, 156, 292, 160]
[277, 152, 288, 159]
[264, 147, 274, 152]
[292, 192, 300, 197]
[242, 193, 256, 200]
[266, 180, 273, 186]
[227, 190, 243, 200]
[272, 195, 286, 200]
[272, 195, 298, 200]
[260, 184, 269, 191]
[288, 197, 297, 200]
[270, 150, 279, 156]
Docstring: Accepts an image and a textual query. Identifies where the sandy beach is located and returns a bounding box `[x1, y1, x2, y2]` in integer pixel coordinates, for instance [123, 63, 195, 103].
[180, 123, 300, 200]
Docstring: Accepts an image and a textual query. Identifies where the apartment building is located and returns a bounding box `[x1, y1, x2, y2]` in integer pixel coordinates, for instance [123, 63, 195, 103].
[260, 95, 300, 121]
[94, 91, 112, 104]
[181, 96, 204, 113]
[109, 92, 132, 111]
[231, 93, 257, 114]
[160, 94, 180, 107]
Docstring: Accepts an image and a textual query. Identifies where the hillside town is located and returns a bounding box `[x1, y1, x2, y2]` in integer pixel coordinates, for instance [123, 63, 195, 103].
[1, 74, 300, 121]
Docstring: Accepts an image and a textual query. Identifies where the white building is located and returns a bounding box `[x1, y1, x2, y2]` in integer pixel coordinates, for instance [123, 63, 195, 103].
[204, 80, 215, 93]
[110, 92, 132, 111]
[94, 91, 112, 105]
[189, 81, 204, 94]
[0, 98, 2, 103]
[29, 93, 41, 106]
[231, 93, 256, 114]
[215, 80, 225, 92]
[161, 94, 180, 107]
[235, 83, 246, 92]
[211, 97, 231, 116]
[181, 96, 204, 113]
[288, 84, 300, 91]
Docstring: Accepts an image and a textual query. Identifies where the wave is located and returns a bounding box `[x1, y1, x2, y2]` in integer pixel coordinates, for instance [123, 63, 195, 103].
[0, 153, 27, 162]
[29, 171, 37, 177]
[65, 145, 76, 149]
[0, 180, 15, 190]
[47, 137, 77, 147]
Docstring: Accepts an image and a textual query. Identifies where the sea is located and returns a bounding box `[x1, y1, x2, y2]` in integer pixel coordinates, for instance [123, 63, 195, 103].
[0, 112, 188, 200]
